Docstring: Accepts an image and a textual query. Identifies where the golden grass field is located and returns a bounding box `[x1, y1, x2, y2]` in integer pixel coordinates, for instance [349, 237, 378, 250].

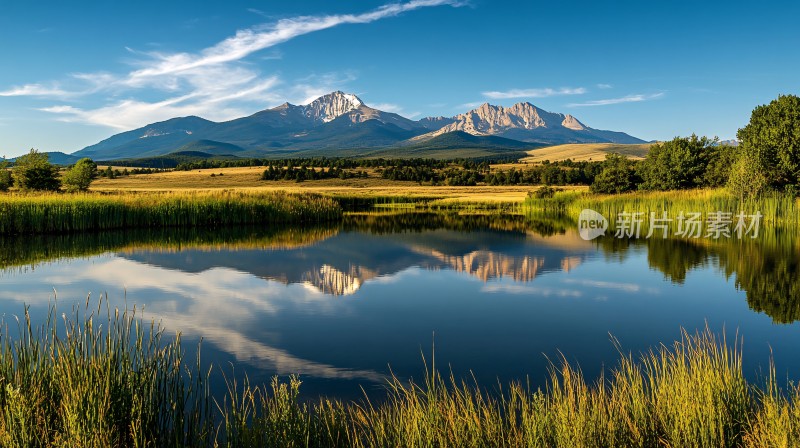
[90, 166, 588, 203]
[74, 143, 647, 201]
[491, 143, 652, 169]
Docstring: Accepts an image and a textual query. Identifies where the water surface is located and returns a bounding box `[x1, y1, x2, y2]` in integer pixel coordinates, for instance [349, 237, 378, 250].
[2, 213, 798, 400]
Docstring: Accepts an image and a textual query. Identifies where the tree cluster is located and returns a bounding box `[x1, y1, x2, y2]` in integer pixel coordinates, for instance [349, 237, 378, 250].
[0, 150, 101, 193]
[486, 160, 603, 186]
[11, 150, 62, 191]
[261, 165, 367, 182]
[587, 139, 740, 195]
[609, 94, 800, 198]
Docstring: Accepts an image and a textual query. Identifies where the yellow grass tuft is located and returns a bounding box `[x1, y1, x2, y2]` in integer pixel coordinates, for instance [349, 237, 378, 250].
[1, 299, 797, 447]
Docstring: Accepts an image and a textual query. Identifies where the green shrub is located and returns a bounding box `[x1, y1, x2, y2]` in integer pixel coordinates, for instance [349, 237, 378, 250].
[728, 153, 769, 199]
[0, 159, 11, 192]
[528, 185, 561, 199]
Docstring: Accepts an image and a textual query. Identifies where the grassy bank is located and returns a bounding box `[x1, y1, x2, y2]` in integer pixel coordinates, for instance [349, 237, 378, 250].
[0, 191, 341, 235]
[1, 300, 798, 447]
[525, 188, 800, 227]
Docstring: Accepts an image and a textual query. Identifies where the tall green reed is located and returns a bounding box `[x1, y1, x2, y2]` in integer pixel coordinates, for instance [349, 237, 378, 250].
[0, 299, 797, 447]
[0, 191, 341, 235]
[524, 188, 800, 227]
[0, 297, 212, 447]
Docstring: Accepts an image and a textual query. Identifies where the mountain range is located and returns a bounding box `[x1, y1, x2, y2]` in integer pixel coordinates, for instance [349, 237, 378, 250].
[124, 225, 595, 296]
[73, 91, 645, 161]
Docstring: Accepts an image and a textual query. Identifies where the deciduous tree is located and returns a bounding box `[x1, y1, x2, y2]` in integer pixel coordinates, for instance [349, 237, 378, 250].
[12, 149, 61, 191]
[591, 153, 638, 194]
[736, 94, 800, 189]
[63, 158, 97, 192]
[638, 135, 715, 191]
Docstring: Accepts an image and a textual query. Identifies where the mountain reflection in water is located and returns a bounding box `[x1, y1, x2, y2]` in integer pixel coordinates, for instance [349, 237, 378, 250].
[2, 212, 799, 400]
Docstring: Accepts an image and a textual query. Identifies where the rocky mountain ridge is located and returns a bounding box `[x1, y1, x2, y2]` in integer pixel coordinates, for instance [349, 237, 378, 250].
[73, 91, 644, 160]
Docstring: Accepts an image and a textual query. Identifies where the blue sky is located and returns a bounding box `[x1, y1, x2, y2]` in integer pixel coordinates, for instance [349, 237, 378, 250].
[1, 0, 798, 157]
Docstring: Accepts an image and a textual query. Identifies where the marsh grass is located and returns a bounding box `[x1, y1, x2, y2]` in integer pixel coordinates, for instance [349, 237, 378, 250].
[333, 194, 522, 212]
[0, 225, 339, 272]
[0, 299, 798, 447]
[525, 188, 800, 228]
[0, 191, 341, 235]
[0, 298, 213, 447]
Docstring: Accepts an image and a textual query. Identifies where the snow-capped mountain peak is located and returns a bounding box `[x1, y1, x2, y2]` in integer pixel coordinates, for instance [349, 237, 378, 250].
[341, 93, 363, 107]
[304, 91, 364, 123]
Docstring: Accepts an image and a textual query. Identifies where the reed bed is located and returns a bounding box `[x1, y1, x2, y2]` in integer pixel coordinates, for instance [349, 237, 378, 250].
[0, 225, 339, 272]
[0, 191, 342, 235]
[525, 188, 800, 228]
[332, 194, 521, 213]
[0, 299, 213, 447]
[0, 300, 798, 447]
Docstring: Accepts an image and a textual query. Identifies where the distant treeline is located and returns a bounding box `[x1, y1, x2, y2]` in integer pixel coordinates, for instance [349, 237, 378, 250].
[96, 154, 616, 187]
[487, 160, 604, 185]
[256, 159, 498, 185]
[97, 167, 167, 179]
[180, 157, 492, 172]
[379, 159, 604, 186]
[252, 157, 611, 186]
[261, 165, 368, 181]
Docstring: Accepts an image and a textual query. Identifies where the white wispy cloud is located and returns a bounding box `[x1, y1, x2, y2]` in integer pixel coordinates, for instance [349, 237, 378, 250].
[0, 83, 75, 98]
[481, 283, 582, 297]
[40, 76, 282, 130]
[371, 102, 403, 113]
[3, 257, 385, 382]
[596, 83, 613, 89]
[21, 0, 464, 130]
[457, 101, 485, 110]
[568, 93, 664, 107]
[561, 278, 661, 295]
[561, 278, 641, 292]
[121, 0, 464, 87]
[371, 102, 420, 117]
[482, 87, 586, 100]
[247, 8, 269, 18]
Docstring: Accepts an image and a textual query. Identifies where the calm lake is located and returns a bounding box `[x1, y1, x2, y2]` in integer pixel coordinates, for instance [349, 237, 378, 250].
[2, 213, 798, 401]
